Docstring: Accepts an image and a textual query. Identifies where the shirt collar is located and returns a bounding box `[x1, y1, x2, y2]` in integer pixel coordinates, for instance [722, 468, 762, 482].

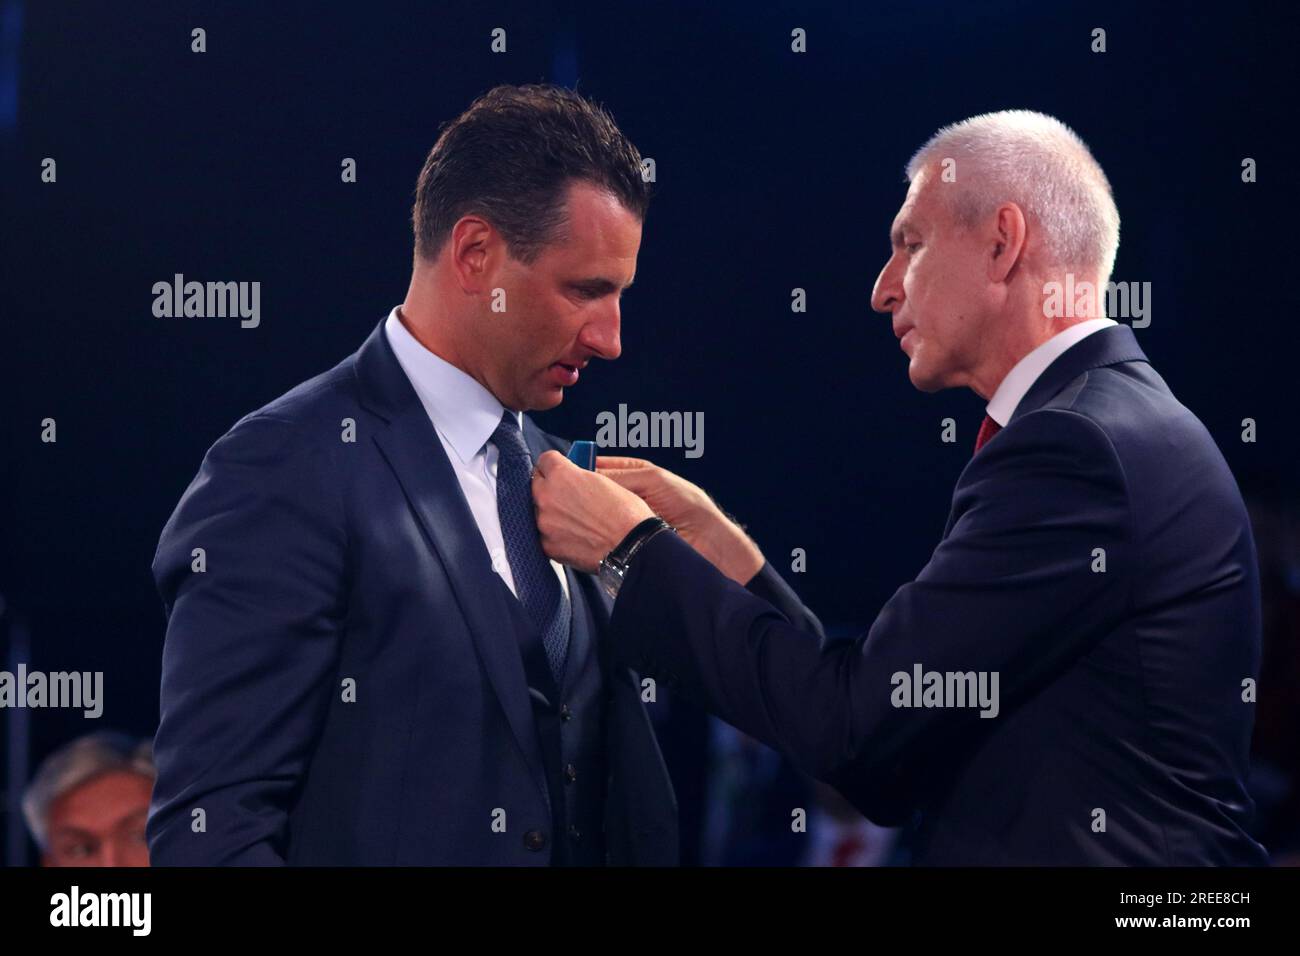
[383, 306, 521, 464]
[985, 318, 1118, 426]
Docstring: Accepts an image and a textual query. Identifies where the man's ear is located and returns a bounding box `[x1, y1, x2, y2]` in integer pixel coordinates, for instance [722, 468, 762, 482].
[448, 215, 499, 294]
[987, 201, 1028, 283]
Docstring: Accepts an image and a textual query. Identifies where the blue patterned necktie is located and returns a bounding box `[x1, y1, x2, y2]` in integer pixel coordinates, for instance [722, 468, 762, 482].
[491, 411, 570, 683]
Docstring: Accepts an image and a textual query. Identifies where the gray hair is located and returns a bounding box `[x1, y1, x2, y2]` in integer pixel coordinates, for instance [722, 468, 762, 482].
[906, 110, 1121, 283]
[22, 731, 155, 851]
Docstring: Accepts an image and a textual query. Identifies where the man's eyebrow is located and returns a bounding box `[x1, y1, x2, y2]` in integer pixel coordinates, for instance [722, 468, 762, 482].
[572, 276, 633, 293]
[890, 219, 917, 246]
[49, 825, 96, 840]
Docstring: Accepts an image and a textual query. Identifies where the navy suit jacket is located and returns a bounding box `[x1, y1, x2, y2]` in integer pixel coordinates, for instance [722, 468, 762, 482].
[610, 325, 1267, 865]
[150, 318, 713, 865]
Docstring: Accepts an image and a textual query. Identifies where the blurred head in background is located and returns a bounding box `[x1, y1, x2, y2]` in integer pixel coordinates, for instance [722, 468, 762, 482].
[23, 730, 154, 867]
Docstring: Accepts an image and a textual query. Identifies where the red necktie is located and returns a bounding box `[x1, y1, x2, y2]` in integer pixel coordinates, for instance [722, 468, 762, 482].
[974, 414, 1002, 454]
[830, 832, 867, 867]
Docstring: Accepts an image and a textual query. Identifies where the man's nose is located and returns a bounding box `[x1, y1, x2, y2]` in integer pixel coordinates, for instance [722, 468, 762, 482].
[581, 305, 622, 361]
[871, 256, 903, 314]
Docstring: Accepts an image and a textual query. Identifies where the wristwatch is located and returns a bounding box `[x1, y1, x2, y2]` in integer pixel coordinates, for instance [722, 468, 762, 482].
[598, 516, 675, 599]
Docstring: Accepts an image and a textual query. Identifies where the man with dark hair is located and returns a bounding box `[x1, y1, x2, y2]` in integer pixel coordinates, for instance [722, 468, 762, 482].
[412, 84, 650, 265]
[147, 84, 813, 866]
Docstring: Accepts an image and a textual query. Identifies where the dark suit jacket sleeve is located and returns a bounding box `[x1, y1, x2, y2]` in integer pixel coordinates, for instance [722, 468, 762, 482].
[147, 414, 348, 865]
[608, 409, 1132, 817]
[743, 562, 826, 639]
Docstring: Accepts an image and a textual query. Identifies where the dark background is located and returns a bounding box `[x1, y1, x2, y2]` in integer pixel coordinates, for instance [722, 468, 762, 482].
[3, 0, 1298, 865]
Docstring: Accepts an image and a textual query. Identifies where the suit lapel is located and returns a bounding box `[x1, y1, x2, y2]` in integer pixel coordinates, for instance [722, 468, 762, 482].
[355, 319, 550, 806]
[522, 413, 677, 859]
[522, 414, 568, 467]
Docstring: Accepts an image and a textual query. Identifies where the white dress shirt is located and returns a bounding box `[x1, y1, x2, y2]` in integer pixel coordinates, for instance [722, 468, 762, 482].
[384, 306, 569, 599]
[985, 318, 1118, 426]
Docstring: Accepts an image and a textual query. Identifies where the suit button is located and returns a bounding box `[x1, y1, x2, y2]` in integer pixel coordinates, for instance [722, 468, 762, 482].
[564, 763, 578, 783]
[568, 825, 582, 842]
[524, 829, 547, 851]
[559, 704, 573, 721]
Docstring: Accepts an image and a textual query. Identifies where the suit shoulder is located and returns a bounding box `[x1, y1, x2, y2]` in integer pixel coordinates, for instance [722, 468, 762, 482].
[1045, 362, 1227, 471]
[213, 351, 363, 450]
[248, 353, 361, 426]
[1028, 361, 1247, 533]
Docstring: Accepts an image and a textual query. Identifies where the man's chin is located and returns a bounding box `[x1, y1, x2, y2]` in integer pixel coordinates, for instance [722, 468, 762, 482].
[907, 361, 943, 394]
[529, 387, 565, 411]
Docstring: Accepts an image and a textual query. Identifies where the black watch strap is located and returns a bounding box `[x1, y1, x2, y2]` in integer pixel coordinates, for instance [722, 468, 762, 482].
[599, 516, 674, 598]
[609, 516, 670, 565]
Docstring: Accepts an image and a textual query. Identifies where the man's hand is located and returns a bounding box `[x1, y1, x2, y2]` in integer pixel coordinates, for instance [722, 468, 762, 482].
[596, 456, 765, 585]
[532, 451, 654, 573]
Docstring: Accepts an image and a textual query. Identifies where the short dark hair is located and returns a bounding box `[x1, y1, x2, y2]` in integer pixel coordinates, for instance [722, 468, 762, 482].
[412, 84, 650, 263]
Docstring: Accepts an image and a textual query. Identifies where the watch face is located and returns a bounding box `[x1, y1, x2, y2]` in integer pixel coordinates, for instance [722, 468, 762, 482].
[599, 560, 625, 599]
